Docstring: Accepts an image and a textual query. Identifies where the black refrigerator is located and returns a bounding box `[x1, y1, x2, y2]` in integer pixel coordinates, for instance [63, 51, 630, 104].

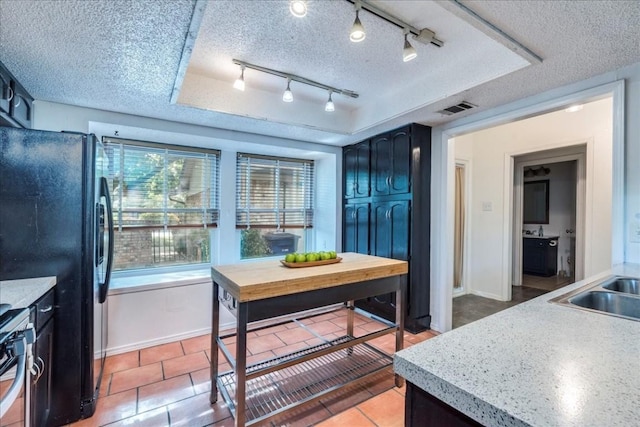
[0, 126, 113, 425]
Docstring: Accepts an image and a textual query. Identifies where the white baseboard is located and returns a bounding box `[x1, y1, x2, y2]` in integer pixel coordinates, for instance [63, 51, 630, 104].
[105, 326, 219, 356]
[105, 304, 342, 356]
[470, 289, 506, 301]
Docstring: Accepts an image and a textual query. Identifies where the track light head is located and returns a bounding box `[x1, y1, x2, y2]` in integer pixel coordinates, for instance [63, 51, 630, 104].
[403, 33, 417, 62]
[350, 9, 365, 43]
[325, 91, 335, 112]
[289, 0, 307, 18]
[283, 78, 293, 102]
[233, 66, 245, 91]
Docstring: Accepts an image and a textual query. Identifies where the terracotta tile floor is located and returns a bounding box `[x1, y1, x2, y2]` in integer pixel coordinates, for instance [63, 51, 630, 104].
[67, 307, 437, 427]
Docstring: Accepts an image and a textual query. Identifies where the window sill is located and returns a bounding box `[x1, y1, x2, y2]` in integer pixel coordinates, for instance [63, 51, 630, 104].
[109, 268, 211, 295]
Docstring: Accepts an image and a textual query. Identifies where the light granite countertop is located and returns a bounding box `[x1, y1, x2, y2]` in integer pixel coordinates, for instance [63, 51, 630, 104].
[0, 276, 56, 308]
[394, 264, 640, 427]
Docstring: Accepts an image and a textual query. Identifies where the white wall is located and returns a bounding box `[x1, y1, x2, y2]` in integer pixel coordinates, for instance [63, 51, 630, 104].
[453, 98, 612, 300]
[455, 99, 612, 300]
[33, 101, 341, 354]
[431, 61, 640, 333]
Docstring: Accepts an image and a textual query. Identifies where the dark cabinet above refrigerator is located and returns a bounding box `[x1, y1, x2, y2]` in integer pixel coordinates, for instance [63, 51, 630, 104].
[0, 60, 34, 129]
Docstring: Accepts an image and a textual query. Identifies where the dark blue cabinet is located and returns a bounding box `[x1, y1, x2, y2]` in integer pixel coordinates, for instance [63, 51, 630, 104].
[370, 200, 410, 261]
[343, 203, 369, 255]
[343, 141, 370, 199]
[342, 124, 431, 332]
[371, 129, 411, 196]
[523, 237, 558, 276]
[0, 61, 33, 128]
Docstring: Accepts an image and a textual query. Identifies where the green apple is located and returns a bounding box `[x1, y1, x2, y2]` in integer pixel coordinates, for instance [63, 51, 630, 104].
[320, 251, 331, 260]
[329, 251, 337, 259]
[295, 253, 307, 263]
[306, 252, 319, 262]
[284, 253, 296, 263]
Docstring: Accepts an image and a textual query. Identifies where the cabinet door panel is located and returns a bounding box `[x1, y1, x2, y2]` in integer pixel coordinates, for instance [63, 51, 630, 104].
[343, 203, 369, 254]
[10, 82, 32, 129]
[371, 201, 410, 260]
[344, 142, 370, 199]
[371, 135, 391, 196]
[31, 319, 54, 427]
[0, 65, 11, 114]
[389, 129, 411, 194]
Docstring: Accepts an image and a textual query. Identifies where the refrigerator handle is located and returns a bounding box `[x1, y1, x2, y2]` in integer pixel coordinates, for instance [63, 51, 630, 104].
[99, 177, 114, 303]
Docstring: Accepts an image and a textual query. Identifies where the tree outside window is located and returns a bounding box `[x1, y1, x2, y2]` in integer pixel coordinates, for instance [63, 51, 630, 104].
[104, 138, 219, 271]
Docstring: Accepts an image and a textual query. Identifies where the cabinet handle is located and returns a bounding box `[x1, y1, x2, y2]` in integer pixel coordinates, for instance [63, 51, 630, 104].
[14, 94, 21, 108]
[37, 357, 45, 382]
[386, 176, 391, 187]
[352, 210, 356, 219]
[5, 86, 13, 102]
[30, 360, 41, 381]
[39, 305, 53, 313]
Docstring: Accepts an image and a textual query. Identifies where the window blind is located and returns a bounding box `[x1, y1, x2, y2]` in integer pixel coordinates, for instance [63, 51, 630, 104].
[103, 137, 220, 230]
[236, 153, 314, 229]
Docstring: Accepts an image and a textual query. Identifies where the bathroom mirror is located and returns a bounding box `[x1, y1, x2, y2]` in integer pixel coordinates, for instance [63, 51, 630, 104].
[523, 180, 549, 224]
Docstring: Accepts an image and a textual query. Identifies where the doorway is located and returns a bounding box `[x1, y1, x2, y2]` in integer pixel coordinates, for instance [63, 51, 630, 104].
[447, 94, 617, 331]
[513, 153, 584, 292]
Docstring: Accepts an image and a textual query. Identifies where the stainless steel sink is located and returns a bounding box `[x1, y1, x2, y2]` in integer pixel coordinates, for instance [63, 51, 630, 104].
[602, 277, 639, 294]
[550, 275, 640, 321]
[569, 291, 640, 319]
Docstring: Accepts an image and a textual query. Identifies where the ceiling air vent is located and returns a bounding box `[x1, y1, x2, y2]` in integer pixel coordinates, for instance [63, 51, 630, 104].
[437, 101, 477, 116]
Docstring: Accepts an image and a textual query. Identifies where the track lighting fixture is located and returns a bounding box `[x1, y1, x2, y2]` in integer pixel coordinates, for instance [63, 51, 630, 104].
[350, 1, 366, 43]
[325, 91, 335, 112]
[344, 0, 444, 62]
[283, 78, 293, 103]
[402, 30, 417, 62]
[233, 65, 245, 91]
[232, 59, 358, 111]
[289, 0, 307, 18]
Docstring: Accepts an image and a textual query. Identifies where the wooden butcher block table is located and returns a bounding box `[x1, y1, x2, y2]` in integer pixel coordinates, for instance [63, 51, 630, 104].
[210, 252, 408, 427]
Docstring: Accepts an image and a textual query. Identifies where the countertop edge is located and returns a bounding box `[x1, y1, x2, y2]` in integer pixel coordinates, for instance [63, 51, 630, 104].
[393, 264, 640, 427]
[394, 357, 529, 427]
[0, 276, 57, 308]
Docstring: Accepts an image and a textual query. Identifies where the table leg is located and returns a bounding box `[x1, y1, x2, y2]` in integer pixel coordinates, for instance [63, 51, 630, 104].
[395, 277, 406, 388]
[210, 281, 220, 403]
[347, 300, 355, 337]
[235, 302, 249, 427]
[346, 300, 355, 355]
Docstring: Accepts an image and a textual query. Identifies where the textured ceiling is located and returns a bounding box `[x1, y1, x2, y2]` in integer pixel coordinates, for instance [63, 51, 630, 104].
[0, 0, 638, 147]
[176, 0, 530, 135]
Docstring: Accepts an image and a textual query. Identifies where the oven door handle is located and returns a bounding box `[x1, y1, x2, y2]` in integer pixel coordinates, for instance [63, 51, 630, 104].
[0, 336, 27, 418]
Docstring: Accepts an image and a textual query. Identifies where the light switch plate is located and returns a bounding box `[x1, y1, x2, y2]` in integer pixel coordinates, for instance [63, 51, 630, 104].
[482, 201, 492, 212]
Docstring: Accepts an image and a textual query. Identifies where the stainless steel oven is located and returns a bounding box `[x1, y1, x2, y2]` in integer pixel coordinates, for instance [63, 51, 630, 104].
[0, 307, 35, 427]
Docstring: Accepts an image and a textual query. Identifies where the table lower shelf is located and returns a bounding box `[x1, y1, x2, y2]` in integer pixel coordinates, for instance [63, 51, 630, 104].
[217, 336, 393, 425]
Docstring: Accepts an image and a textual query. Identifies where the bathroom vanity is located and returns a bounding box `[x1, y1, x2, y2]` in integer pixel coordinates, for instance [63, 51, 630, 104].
[522, 236, 558, 276]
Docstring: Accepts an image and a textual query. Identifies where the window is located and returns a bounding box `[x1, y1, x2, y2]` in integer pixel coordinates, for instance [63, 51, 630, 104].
[104, 137, 220, 271]
[236, 153, 314, 259]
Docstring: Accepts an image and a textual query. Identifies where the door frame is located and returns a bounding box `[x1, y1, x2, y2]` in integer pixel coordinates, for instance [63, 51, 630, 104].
[431, 80, 625, 333]
[512, 150, 586, 289]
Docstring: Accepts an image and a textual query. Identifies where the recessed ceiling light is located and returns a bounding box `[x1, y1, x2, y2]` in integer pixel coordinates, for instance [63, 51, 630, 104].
[289, 0, 307, 18]
[565, 104, 583, 113]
